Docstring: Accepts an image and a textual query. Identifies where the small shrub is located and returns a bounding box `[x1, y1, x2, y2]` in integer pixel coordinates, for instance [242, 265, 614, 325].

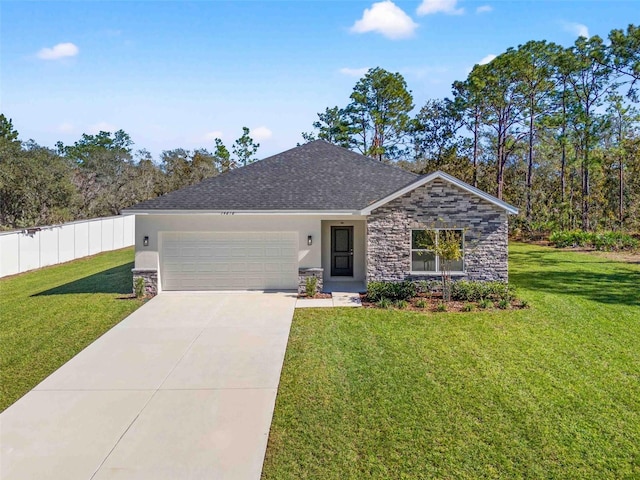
[366, 281, 390, 302]
[416, 280, 437, 297]
[391, 281, 417, 301]
[451, 280, 514, 302]
[478, 298, 493, 309]
[592, 231, 639, 251]
[435, 302, 448, 312]
[377, 298, 392, 309]
[497, 299, 510, 309]
[451, 280, 483, 301]
[415, 298, 428, 309]
[366, 281, 416, 302]
[395, 299, 409, 309]
[462, 303, 474, 312]
[305, 276, 318, 297]
[134, 277, 145, 298]
[549, 230, 638, 251]
[520, 299, 530, 308]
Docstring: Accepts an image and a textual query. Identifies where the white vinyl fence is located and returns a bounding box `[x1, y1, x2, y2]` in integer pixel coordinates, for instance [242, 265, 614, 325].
[0, 215, 135, 278]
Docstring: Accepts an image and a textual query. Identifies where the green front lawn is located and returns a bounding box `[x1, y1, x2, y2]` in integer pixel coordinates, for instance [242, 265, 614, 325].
[262, 243, 640, 479]
[0, 248, 143, 411]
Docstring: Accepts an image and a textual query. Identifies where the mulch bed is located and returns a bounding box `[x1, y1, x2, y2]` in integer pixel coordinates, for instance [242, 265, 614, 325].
[297, 292, 332, 299]
[359, 293, 526, 313]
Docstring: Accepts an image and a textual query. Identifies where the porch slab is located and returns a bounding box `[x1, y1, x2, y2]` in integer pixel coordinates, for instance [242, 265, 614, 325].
[331, 292, 362, 307]
[323, 281, 366, 293]
[295, 292, 362, 308]
[295, 298, 334, 308]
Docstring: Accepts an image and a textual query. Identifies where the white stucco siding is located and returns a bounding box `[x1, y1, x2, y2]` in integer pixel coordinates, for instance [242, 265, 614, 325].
[134, 214, 325, 272]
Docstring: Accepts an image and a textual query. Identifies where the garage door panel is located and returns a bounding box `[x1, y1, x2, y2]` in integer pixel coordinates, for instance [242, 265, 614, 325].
[160, 232, 298, 291]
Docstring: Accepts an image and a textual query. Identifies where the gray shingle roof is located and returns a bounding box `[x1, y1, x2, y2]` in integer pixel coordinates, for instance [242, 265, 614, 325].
[127, 140, 419, 211]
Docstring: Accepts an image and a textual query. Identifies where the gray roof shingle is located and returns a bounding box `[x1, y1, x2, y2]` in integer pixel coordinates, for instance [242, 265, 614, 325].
[127, 140, 419, 211]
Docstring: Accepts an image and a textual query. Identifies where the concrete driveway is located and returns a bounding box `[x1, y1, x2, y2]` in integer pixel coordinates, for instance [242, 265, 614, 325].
[0, 292, 296, 480]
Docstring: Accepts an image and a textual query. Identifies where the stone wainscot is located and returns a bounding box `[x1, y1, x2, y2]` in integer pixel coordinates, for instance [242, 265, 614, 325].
[366, 178, 509, 283]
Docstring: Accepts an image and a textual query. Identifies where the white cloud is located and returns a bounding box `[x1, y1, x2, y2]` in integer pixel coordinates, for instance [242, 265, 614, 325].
[564, 22, 590, 38]
[478, 54, 497, 65]
[203, 130, 224, 141]
[350, 1, 418, 40]
[476, 5, 493, 14]
[339, 67, 370, 77]
[250, 126, 273, 141]
[417, 0, 464, 16]
[37, 42, 79, 60]
[56, 122, 75, 134]
[88, 122, 117, 134]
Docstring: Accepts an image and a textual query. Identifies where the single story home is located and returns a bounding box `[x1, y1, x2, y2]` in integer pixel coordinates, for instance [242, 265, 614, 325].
[125, 140, 518, 295]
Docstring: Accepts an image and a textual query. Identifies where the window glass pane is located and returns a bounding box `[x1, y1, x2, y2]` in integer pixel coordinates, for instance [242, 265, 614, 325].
[446, 258, 464, 272]
[412, 251, 436, 271]
[412, 230, 435, 249]
[334, 229, 349, 252]
[439, 229, 462, 248]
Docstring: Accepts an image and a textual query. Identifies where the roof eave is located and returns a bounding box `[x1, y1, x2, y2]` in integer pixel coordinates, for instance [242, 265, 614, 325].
[122, 208, 364, 216]
[360, 171, 519, 215]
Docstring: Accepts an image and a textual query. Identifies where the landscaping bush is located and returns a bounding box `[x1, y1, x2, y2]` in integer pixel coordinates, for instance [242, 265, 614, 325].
[376, 298, 392, 309]
[549, 230, 638, 251]
[415, 280, 437, 296]
[451, 281, 514, 302]
[395, 299, 409, 309]
[305, 276, 318, 297]
[134, 277, 146, 298]
[366, 281, 417, 302]
[478, 298, 493, 309]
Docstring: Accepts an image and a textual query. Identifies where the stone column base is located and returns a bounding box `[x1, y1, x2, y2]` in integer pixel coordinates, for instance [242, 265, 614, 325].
[298, 267, 324, 294]
[132, 268, 158, 297]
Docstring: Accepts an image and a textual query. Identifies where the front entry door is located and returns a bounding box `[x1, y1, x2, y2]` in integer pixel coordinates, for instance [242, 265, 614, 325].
[331, 226, 353, 276]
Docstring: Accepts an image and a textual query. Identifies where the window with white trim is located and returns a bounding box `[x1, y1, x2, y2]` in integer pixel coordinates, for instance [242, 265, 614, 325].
[411, 229, 464, 273]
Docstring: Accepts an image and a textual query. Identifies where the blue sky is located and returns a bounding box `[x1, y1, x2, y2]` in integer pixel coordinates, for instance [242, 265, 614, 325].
[1, 0, 637, 158]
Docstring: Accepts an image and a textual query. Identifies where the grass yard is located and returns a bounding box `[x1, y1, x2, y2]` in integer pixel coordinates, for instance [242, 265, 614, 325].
[0, 248, 143, 411]
[262, 242, 640, 479]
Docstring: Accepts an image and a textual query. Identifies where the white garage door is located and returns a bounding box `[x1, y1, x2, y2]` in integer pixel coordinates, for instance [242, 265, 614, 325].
[160, 232, 298, 291]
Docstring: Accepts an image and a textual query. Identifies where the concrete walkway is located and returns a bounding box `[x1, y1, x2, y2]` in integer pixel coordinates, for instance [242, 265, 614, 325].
[295, 291, 362, 308]
[0, 292, 297, 480]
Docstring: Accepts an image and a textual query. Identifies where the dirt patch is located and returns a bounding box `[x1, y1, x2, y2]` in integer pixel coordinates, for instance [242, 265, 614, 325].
[579, 249, 640, 264]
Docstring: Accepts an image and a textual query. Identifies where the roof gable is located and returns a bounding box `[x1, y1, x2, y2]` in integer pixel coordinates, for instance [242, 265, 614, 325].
[127, 140, 418, 212]
[360, 171, 519, 215]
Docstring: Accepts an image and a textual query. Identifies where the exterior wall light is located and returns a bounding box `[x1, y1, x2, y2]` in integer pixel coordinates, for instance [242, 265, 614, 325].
[307, 235, 312, 246]
[143, 236, 149, 247]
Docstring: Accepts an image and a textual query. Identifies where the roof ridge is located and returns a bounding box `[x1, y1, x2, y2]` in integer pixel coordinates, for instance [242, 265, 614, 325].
[300, 139, 419, 177]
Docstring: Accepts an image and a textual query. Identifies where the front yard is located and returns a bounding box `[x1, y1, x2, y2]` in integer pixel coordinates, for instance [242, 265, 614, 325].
[262, 243, 640, 479]
[0, 248, 143, 412]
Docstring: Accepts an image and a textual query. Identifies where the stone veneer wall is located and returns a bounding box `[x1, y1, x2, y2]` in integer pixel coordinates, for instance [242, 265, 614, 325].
[298, 267, 324, 294]
[132, 268, 158, 297]
[367, 179, 509, 283]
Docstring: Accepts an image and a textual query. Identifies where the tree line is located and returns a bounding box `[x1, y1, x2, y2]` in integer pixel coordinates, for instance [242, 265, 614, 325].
[0, 120, 259, 229]
[303, 24, 640, 234]
[1, 24, 638, 233]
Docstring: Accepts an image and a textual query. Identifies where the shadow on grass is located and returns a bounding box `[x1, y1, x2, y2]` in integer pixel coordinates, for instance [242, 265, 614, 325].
[510, 257, 640, 307]
[33, 262, 134, 296]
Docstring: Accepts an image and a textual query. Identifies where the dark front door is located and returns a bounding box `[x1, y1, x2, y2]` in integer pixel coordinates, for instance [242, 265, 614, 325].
[331, 226, 353, 276]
